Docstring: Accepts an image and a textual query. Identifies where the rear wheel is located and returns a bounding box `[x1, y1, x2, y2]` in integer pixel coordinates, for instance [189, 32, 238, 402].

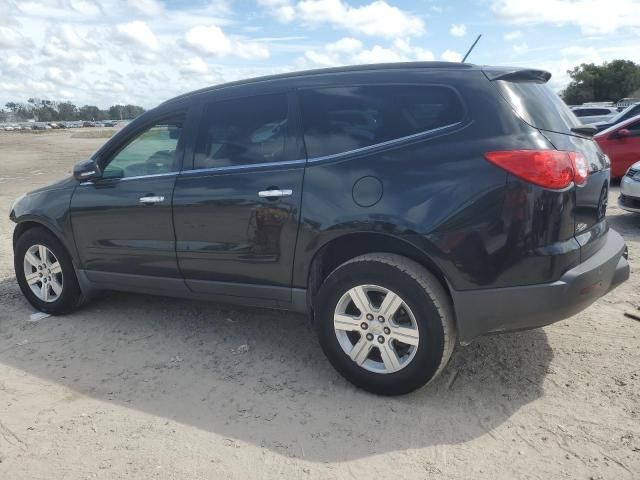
[14, 227, 82, 315]
[315, 253, 456, 395]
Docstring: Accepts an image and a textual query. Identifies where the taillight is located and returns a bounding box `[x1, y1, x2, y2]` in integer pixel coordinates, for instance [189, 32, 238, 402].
[484, 150, 588, 189]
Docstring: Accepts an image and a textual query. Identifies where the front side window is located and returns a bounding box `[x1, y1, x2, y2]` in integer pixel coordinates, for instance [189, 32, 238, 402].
[300, 85, 464, 158]
[194, 93, 288, 170]
[103, 118, 184, 178]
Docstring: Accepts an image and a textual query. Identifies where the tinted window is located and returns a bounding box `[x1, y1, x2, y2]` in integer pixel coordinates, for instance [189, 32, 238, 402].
[496, 81, 581, 133]
[615, 104, 640, 123]
[194, 93, 288, 169]
[103, 118, 183, 178]
[628, 121, 640, 133]
[300, 85, 464, 158]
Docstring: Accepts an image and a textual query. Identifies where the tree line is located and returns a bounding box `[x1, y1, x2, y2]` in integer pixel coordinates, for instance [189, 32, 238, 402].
[0, 98, 146, 122]
[562, 59, 640, 105]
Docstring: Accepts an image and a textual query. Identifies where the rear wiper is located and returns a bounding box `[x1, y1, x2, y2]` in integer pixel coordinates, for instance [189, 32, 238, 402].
[571, 125, 598, 136]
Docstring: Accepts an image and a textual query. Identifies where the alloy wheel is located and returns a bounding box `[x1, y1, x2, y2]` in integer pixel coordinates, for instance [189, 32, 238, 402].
[333, 284, 419, 374]
[23, 244, 63, 302]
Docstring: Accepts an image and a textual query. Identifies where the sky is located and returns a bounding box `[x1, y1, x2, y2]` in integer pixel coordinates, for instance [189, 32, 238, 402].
[1, 0, 640, 109]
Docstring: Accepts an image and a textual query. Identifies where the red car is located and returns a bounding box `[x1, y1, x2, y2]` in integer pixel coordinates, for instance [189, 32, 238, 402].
[594, 114, 640, 179]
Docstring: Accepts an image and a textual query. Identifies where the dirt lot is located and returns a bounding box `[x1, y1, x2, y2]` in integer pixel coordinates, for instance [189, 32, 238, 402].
[0, 130, 638, 479]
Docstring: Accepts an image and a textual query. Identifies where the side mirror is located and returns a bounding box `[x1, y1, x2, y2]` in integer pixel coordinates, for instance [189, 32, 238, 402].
[73, 159, 102, 182]
[617, 129, 631, 138]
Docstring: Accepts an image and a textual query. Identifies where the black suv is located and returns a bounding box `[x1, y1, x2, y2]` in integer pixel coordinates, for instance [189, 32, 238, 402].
[10, 62, 629, 395]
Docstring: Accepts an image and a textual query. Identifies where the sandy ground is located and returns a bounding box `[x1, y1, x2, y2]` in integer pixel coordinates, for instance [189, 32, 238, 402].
[0, 129, 638, 480]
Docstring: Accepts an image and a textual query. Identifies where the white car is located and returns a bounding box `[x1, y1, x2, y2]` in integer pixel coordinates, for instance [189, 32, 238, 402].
[619, 161, 640, 213]
[571, 106, 618, 125]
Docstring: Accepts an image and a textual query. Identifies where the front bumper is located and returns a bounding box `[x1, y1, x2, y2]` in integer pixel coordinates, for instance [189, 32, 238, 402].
[619, 175, 640, 213]
[451, 229, 629, 344]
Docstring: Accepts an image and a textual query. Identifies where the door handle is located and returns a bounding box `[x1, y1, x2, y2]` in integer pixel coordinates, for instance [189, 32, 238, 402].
[258, 189, 293, 199]
[139, 195, 165, 205]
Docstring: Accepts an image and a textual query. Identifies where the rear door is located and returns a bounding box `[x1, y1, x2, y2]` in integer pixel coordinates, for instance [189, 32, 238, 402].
[172, 91, 305, 304]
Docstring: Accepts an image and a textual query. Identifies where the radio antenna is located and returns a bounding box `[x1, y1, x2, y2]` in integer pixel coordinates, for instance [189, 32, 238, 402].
[462, 34, 482, 63]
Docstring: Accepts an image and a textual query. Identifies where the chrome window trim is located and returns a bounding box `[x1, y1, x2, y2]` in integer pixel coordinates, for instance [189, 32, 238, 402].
[305, 121, 462, 164]
[79, 171, 178, 186]
[180, 159, 306, 176]
[80, 121, 462, 184]
[176, 121, 462, 176]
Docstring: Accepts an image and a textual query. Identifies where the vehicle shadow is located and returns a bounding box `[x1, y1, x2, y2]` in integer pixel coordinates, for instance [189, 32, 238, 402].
[0, 277, 553, 462]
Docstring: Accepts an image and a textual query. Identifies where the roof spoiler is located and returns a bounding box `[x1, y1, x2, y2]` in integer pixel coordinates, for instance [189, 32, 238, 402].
[483, 68, 552, 83]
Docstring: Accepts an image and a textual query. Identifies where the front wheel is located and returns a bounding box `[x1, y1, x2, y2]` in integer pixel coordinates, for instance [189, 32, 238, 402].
[14, 227, 83, 315]
[314, 253, 456, 395]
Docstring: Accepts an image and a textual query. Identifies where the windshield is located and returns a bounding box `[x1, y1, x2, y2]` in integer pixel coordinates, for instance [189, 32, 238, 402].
[496, 80, 581, 133]
[606, 104, 640, 125]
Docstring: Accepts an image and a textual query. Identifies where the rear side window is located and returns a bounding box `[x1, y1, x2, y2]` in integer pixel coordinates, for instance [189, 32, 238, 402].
[300, 85, 464, 158]
[496, 81, 581, 133]
[194, 93, 288, 169]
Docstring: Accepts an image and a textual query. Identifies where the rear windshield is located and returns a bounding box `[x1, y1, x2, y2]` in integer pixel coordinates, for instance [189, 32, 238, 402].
[496, 80, 581, 133]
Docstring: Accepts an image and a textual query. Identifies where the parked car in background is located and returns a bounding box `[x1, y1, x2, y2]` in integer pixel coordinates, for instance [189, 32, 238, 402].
[102, 121, 116, 127]
[616, 98, 640, 111]
[571, 106, 618, 125]
[83, 121, 96, 127]
[9, 62, 629, 395]
[3, 124, 16, 131]
[619, 161, 640, 213]
[594, 103, 640, 132]
[594, 114, 640, 179]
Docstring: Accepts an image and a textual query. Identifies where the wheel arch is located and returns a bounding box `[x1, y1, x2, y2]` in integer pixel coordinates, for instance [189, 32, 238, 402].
[12, 218, 80, 266]
[305, 232, 453, 315]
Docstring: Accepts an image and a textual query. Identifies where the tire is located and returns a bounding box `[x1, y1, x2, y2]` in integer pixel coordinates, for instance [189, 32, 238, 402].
[14, 226, 83, 315]
[314, 253, 456, 395]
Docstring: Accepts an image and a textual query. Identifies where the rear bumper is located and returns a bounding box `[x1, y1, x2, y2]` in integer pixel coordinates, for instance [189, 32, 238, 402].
[451, 229, 629, 344]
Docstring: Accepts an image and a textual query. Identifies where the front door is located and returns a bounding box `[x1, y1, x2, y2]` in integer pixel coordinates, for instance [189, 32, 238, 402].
[172, 91, 305, 303]
[70, 112, 188, 286]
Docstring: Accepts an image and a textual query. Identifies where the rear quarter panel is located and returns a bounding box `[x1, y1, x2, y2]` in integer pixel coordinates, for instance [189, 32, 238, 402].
[292, 69, 576, 291]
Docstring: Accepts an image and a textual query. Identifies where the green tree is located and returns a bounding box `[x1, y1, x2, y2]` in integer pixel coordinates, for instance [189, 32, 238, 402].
[79, 105, 101, 120]
[562, 60, 640, 104]
[56, 102, 79, 121]
[121, 104, 145, 119]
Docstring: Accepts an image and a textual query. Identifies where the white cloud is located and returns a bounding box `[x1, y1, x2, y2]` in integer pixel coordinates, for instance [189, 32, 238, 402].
[258, 0, 296, 22]
[180, 56, 209, 74]
[450, 23, 466, 37]
[37, 24, 96, 66]
[46, 67, 78, 87]
[115, 21, 159, 51]
[353, 45, 407, 63]
[441, 49, 462, 62]
[184, 25, 270, 59]
[301, 37, 434, 68]
[261, 0, 425, 38]
[17, 0, 101, 20]
[512, 42, 528, 54]
[504, 30, 522, 41]
[127, 0, 165, 16]
[6, 54, 27, 69]
[326, 37, 363, 54]
[0, 26, 29, 49]
[492, 0, 640, 34]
